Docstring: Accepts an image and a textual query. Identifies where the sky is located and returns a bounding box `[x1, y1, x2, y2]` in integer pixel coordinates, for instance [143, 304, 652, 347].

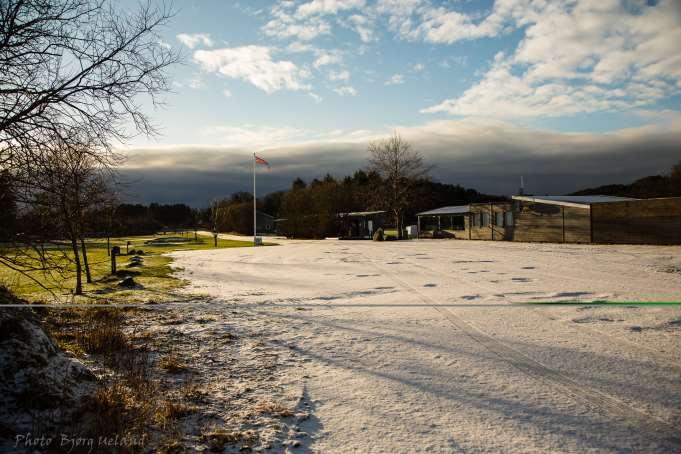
[120, 0, 681, 206]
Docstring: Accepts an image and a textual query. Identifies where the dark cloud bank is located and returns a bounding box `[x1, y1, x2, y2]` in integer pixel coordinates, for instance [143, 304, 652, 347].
[120, 120, 681, 207]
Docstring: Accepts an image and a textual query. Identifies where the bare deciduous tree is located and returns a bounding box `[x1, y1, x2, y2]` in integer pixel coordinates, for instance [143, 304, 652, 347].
[0, 0, 179, 169]
[10, 137, 115, 294]
[368, 132, 430, 239]
[0, 0, 179, 296]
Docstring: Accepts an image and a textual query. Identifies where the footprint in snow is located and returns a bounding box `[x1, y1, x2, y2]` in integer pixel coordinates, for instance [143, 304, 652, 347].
[512, 277, 531, 282]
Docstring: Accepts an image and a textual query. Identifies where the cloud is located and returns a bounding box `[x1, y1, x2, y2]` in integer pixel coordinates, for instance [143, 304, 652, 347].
[423, 1, 681, 117]
[347, 14, 374, 42]
[262, 2, 331, 41]
[313, 50, 342, 68]
[329, 69, 350, 81]
[287, 42, 315, 53]
[333, 86, 358, 96]
[200, 124, 311, 148]
[193, 46, 310, 93]
[296, 0, 366, 18]
[120, 117, 681, 206]
[222, 88, 232, 98]
[412, 63, 424, 72]
[385, 73, 405, 85]
[176, 33, 214, 49]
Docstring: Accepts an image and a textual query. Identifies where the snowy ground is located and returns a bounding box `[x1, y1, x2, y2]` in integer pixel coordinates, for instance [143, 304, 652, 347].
[170, 239, 681, 452]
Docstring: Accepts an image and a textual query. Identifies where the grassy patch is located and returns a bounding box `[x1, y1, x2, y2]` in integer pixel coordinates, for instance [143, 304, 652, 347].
[0, 233, 257, 301]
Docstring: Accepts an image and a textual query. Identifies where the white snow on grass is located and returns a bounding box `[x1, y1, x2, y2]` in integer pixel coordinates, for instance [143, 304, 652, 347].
[170, 239, 681, 452]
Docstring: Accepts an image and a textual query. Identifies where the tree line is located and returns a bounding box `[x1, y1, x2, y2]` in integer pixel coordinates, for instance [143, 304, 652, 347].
[571, 161, 681, 199]
[206, 134, 504, 239]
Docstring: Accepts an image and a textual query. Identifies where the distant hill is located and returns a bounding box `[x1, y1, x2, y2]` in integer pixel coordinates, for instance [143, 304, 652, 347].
[571, 175, 675, 199]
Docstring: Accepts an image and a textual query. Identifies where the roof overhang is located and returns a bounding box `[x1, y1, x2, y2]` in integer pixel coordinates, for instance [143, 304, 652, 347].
[341, 210, 386, 217]
[512, 196, 591, 209]
[417, 205, 470, 216]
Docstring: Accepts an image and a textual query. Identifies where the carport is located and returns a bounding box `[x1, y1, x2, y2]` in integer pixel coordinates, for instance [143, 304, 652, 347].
[416, 205, 469, 239]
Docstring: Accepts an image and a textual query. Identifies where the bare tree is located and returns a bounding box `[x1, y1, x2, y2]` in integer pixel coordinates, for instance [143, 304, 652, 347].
[0, 0, 180, 170]
[10, 137, 114, 294]
[368, 132, 430, 239]
[0, 0, 179, 295]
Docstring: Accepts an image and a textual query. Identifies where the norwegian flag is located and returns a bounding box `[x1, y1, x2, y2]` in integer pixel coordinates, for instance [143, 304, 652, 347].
[254, 154, 270, 167]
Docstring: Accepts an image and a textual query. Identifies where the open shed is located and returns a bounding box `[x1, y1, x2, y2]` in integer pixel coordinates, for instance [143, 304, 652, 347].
[416, 205, 469, 238]
[339, 211, 386, 239]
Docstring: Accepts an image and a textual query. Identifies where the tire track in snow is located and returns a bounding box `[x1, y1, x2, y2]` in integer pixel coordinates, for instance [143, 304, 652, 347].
[394, 248, 681, 370]
[354, 246, 681, 450]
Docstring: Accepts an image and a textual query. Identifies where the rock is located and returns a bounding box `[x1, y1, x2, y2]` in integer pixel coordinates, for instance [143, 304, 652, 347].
[0, 289, 95, 437]
[117, 276, 138, 288]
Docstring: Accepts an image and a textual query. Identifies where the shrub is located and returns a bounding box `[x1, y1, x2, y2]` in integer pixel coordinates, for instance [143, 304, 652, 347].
[372, 228, 384, 241]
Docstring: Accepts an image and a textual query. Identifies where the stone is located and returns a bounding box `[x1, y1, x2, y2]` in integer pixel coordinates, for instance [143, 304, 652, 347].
[117, 276, 137, 288]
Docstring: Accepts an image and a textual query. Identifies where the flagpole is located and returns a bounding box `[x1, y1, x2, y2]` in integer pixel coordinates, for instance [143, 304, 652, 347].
[253, 152, 256, 247]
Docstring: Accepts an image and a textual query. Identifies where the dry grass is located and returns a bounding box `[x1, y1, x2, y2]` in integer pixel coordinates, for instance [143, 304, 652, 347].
[43, 307, 132, 357]
[158, 354, 188, 373]
[254, 400, 295, 417]
[76, 309, 130, 355]
[179, 377, 205, 401]
[202, 428, 257, 451]
[154, 400, 196, 429]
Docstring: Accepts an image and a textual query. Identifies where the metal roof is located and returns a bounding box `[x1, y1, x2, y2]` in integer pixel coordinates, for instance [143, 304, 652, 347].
[342, 210, 386, 217]
[512, 195, 637, 207]
[417, 205, 470, 216]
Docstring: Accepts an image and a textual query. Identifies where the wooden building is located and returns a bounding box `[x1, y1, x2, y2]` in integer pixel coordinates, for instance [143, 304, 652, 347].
[339, 211, 386, 239]
[419, 196, 681, 245]
[416, 206, 469, 239]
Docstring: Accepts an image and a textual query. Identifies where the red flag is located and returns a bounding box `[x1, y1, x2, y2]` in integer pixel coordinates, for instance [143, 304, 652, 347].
[255, 155, 269, 167]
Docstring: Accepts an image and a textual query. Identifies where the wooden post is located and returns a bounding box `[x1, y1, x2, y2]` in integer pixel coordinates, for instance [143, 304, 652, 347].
[490, 203, 494, 240]
[110, 246, 120, 275]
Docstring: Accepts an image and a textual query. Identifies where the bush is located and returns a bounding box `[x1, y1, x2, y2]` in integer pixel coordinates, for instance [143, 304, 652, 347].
[372, 228, 384, 241]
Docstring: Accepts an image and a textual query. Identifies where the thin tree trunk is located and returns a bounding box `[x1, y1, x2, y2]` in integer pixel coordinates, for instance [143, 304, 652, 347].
[80, 238, 92, 283]
[70, 235, 83, 295]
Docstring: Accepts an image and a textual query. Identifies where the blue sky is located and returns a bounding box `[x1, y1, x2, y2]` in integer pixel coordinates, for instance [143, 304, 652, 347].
[121, 0, 681, 205]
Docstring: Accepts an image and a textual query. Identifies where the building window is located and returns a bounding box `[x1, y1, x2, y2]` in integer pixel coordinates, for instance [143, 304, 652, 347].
[495, 212, 504, 227]
[504, 211, 513, 226]
[482, 212, 490, 227]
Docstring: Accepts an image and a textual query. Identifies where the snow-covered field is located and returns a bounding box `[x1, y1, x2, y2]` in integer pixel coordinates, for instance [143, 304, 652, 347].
[171, 239, 681, 452]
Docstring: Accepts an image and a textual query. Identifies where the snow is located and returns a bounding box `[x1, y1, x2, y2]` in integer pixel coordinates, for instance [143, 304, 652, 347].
[170, 239, 681, 452]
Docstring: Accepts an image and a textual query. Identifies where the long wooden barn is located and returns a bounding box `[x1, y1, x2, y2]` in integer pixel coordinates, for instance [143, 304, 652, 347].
[417, 196, 681, 245]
